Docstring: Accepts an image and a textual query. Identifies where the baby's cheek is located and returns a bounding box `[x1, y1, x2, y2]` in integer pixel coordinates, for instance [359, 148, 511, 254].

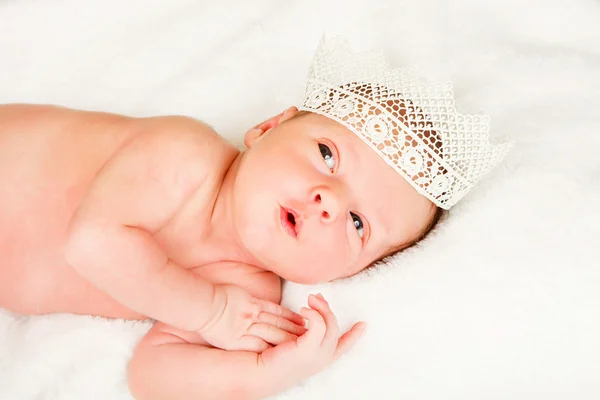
[315, 244, 357, 281]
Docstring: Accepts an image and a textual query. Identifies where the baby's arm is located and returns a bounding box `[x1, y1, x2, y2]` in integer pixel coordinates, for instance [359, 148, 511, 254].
[128, 294, 365, 400]
[64, 115, 303, 349]
[129, 323, 278, 400]
[65, 115, 224, 331]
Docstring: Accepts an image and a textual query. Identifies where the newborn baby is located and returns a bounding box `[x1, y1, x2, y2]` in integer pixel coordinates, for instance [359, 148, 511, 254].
[0, 39, 512, 399]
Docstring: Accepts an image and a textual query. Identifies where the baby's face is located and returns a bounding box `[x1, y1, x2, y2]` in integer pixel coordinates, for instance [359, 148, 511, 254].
[232, 110, 436, 284]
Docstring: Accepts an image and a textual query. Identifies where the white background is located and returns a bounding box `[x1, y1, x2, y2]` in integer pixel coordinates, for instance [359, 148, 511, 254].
[0, 0, 599, 399]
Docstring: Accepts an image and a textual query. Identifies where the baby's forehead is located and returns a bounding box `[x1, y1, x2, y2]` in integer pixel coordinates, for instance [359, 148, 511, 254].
[296, 111, 361, 142]
[299, 84, 441, 150]
[294, 111, 399, 175]
[302, 84, 444, 185]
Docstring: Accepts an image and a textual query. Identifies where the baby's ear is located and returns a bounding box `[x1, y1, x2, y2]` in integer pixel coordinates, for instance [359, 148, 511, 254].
[243, 106, 299, 148]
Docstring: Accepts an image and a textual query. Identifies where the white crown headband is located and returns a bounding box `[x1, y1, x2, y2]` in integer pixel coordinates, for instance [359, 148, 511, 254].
[299, 38, 514, 209]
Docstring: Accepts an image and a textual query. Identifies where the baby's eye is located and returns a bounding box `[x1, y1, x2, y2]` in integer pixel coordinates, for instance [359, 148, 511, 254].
[350, 212, 364, 239]
[319, 143, 336, 172]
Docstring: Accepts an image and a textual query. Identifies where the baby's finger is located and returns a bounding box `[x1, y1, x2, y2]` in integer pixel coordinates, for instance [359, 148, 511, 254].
[257, 312, 307, 336]
[258, 300, 305, 326]
[308, 294, 340, 346]
[236, 336, 272, 353]
[333, 322, 366, 361]
[248, 323, 298, 345]
[297, 307, 326, 348]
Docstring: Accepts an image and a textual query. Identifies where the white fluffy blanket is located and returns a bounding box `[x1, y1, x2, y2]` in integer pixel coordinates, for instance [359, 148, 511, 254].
[1, 0, 599, 399]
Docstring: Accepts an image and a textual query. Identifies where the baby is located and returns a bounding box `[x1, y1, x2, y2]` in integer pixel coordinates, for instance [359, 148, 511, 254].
[0, 39, 512, 399]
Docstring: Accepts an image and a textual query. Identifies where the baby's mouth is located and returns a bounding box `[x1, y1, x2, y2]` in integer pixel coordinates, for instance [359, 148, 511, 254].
[280, 206, 302, 238]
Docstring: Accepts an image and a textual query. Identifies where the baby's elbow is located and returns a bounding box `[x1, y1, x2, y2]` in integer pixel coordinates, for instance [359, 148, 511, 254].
[128, 360, 246, 400]
[127, 359, 146, 400]
[128, 331, 261, 400]
[127, 340, 171, 400]
[127, 352, 156, 400]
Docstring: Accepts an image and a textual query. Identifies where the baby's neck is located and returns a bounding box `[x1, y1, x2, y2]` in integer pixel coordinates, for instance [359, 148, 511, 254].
[203, 152, 264, 269]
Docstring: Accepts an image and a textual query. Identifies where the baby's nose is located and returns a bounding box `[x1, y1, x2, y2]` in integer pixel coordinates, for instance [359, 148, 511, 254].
[311, 187, 340, 223]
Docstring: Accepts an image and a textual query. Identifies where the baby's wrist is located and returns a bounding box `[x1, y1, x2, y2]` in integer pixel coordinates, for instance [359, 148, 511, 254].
[195, 283, 227, 334]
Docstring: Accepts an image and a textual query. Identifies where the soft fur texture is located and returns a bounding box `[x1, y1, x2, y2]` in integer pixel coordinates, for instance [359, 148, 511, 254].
[0, 0, 598, 399]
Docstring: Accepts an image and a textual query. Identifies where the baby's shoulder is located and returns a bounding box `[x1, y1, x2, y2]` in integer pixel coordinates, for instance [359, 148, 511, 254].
[133, 115, 236, 163]
[122, 115, 238, 196]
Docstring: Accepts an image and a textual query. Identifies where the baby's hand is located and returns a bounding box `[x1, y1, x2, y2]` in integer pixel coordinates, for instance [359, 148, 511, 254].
[198, 284, 307, 352]
[258, 294, 366, 384]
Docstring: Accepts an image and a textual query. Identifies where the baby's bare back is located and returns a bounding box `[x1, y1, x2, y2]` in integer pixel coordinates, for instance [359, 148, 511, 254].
[0, 105, 146, 317]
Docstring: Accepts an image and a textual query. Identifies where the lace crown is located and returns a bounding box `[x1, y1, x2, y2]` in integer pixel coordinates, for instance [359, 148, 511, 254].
[299, 38, 514, 209]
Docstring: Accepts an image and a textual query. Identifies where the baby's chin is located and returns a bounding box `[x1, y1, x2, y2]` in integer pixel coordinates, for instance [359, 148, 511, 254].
[282, 275, 327, 285]
[270, 264, 340, 285]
